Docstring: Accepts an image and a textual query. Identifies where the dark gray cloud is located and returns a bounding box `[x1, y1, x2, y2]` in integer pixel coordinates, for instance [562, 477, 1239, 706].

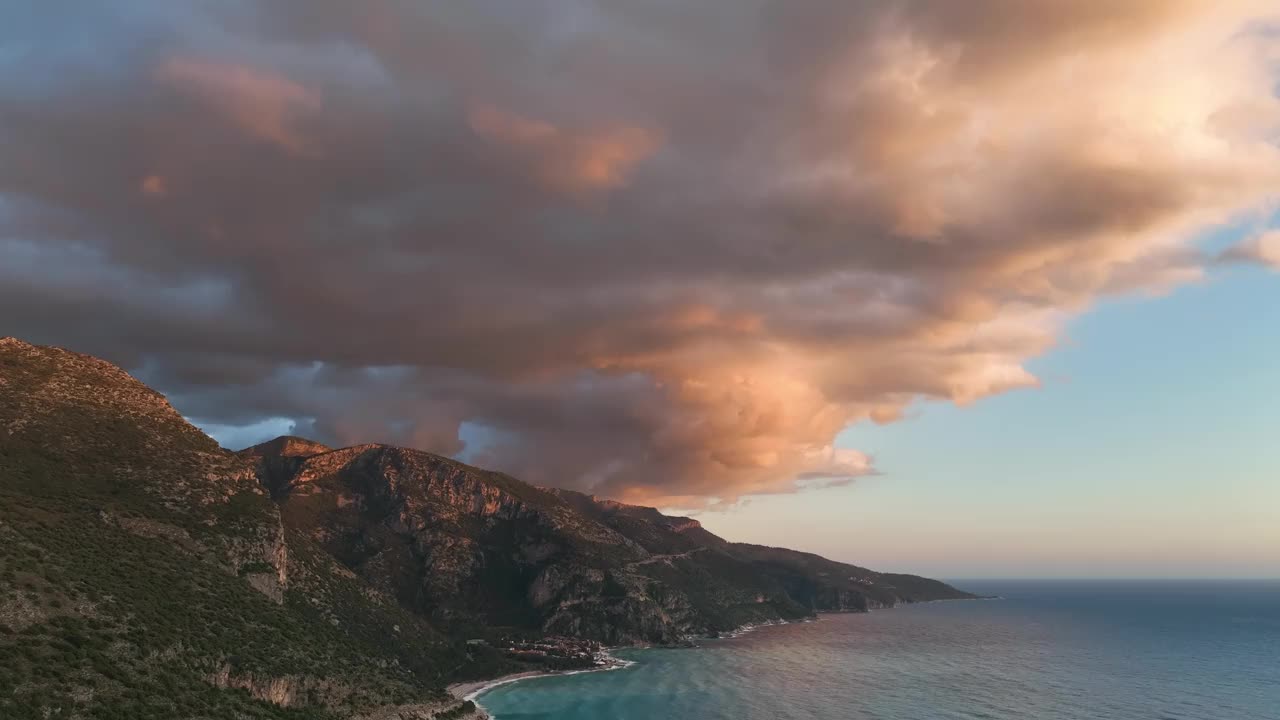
[2, 1, 1278, 504]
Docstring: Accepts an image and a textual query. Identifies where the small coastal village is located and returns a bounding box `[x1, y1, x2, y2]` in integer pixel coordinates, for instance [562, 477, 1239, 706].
[495, 637, 604, 669]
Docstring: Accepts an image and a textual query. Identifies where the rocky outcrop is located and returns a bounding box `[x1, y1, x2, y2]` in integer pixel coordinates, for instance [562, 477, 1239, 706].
[222, 514, 291, 603]
[206, 666, 308, 707]
[666, 518, 703, 533]
[204, 665, 382, 709]
[240, 435, 332, 498]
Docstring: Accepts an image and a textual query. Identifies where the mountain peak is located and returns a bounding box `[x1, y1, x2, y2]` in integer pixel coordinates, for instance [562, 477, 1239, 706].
[238, 434, 332, 459]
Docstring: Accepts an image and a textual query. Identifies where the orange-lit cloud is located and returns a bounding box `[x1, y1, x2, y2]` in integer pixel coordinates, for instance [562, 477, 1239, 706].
[157, 58, 320, 154]
[1, 1, 1278, 506]
[140, 174, 167, 197]
[468, 103, 658, 192]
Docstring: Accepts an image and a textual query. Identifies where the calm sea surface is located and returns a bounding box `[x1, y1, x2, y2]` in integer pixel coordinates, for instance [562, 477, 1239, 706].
[477, 581, 1280, 720]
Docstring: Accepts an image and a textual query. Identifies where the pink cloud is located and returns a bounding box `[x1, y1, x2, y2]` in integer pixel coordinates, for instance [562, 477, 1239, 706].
[140, 174, 167, 197]
[157, 58, 320, 155]
[468, 103, 659, 192]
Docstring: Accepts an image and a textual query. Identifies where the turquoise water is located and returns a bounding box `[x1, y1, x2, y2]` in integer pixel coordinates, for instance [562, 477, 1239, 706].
[478, 581, 1280, 720]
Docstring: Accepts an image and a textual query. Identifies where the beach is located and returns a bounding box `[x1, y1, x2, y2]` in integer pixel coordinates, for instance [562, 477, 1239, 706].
[448, 650, 638, 718]
[447, 670, 553, 703]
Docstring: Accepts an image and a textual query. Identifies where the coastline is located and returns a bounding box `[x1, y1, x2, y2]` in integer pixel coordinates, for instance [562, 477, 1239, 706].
[449, 599, 976, 716]
[448, 670, 552, 704]
[431, 584, 1277, 720]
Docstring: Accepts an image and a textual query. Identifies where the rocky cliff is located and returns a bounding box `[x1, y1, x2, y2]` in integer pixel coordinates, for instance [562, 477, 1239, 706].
[245, 433, 974, 646]
[0, 338, 972, 719]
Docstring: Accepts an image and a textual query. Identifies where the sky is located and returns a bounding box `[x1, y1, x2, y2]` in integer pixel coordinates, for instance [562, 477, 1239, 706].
[700, 255, 1280, 579]
[1, 1, 1278, 578]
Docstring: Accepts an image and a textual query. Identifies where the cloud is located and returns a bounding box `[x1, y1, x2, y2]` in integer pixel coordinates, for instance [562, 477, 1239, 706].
[1218, 231, 1280, 269]
[468, 103, 659, 192]
[1, 1, 1278, 505]
[140, 174, 167, 197]
[156, 58, 321, 154]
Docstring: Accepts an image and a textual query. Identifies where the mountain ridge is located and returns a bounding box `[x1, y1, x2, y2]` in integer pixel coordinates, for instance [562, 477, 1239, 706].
[237, 430, 975, 644]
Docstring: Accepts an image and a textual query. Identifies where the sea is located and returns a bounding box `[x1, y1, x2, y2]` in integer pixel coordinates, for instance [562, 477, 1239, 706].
[476, 581, 1280, 720]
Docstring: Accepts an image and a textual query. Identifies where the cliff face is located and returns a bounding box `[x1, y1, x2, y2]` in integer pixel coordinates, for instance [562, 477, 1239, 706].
[241, 435, 334, 499]
[248, 437, 974, 646]
[255, 443, 698, 644]
[0, 337, 972, 719]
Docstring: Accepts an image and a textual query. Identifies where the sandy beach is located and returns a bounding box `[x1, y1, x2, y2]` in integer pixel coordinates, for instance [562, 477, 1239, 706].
[447, 670, 553, 702]
[447, 651, 638, 718]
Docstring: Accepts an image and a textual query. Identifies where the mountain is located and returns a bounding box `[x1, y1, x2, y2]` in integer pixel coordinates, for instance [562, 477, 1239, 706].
[0, 338, 973, 719]
[0, 339, 490, 720]
[240, 435, 333, 499]
[245, 441, 973, 646]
